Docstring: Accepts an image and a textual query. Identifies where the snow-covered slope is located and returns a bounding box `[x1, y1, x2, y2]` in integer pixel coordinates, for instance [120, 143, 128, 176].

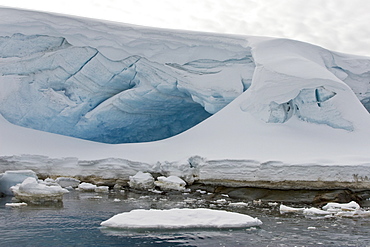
[1, 8, 370, 188]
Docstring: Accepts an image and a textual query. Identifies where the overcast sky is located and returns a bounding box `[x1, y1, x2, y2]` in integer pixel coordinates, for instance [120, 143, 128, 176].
[0, 0, 369, 56]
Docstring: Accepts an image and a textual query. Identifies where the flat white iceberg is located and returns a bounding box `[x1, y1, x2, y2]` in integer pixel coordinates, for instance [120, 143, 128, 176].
[154, 176, 187, 191]
[10, 177, 68, 204]
[100, 208, 262, 229]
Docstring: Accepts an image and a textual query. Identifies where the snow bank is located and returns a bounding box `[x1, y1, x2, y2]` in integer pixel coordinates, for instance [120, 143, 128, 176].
[0, 170, 37, 196]
[128, 172, 154, 190]
[154, 176, 187, 191]
[10, 177, 68, 204]
[100, 208, 262, 229]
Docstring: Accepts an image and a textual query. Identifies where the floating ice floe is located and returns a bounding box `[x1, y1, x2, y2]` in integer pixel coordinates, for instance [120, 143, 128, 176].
[101, 208, 262, 229]
[128, 172, 154, 190]
[0, 170, 38, 196]
[10, 177, 68, 204]
[154, 176, 186, 191]
[280, 201, 370, 218]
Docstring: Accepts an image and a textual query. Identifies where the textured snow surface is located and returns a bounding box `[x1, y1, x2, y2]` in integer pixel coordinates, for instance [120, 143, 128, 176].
[100, 208, 262, 229]
[1, 8, 370, 187]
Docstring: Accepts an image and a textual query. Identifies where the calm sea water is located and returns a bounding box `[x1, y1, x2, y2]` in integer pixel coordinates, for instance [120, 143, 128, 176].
[1, 189, 370, 247]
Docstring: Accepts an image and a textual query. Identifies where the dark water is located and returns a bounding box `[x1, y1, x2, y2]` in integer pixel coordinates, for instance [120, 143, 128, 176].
[1, 189, 370, 247]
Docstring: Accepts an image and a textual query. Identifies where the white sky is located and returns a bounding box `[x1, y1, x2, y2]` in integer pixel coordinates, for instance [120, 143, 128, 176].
[0, 0, 369, 56]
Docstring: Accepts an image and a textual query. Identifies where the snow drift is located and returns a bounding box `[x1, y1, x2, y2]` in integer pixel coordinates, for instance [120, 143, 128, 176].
[1, 7, 370, 189]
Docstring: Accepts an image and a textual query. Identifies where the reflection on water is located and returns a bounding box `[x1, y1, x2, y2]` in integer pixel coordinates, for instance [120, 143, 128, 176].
[1, 189, 370, 246]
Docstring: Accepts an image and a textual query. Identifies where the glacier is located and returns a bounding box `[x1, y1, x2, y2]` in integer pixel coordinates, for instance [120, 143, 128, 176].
[1, 9, 369, 144]
[1, 7, 370, 190]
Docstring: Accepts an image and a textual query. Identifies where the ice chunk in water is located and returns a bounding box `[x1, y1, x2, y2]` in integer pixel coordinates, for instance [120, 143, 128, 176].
[10, 177, 68, 204]
[128, 172, 155, 190]
[154, 176, 186, 191]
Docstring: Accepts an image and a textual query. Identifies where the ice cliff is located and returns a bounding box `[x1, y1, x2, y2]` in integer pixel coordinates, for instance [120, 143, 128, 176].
[0, 8, 369, 144]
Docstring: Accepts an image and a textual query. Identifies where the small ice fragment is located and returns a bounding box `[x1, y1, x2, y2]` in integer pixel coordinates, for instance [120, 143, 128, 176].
[148, 189, 163, 194]
[78, 182, 97, 192]
[303, 207, 332, 215]
[5, 202, 27, 207]
[253, 200, 262, 205]
[215, 198, 228, 204]
[307, 226, 316, 230]
[229, 202, 249, 207]
[279, 204, 305, 213]
[89, 196, 102, 199]
[196, 190, 207, 194]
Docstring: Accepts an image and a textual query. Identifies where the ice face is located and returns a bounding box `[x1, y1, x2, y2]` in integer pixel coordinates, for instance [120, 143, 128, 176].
[325, 54, 370, 113]
[0, 170, 37, 196]
[268, 86, 353, 131]
[0, 34, 253, 143]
